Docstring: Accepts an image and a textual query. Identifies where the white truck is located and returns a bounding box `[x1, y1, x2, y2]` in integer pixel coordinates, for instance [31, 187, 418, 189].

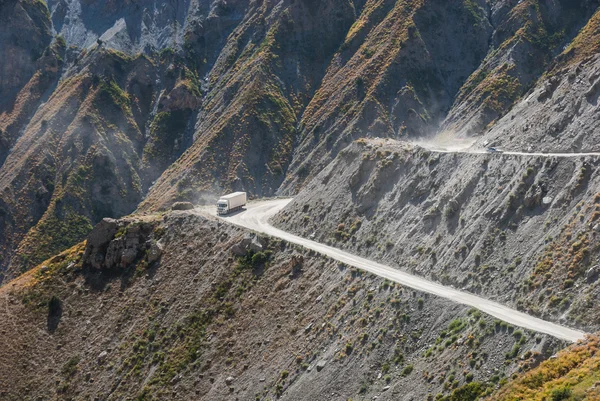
[216, 192, 247, 215]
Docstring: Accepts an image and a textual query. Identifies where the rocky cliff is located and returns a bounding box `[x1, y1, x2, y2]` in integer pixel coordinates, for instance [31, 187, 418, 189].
[2, 0, 600, 280]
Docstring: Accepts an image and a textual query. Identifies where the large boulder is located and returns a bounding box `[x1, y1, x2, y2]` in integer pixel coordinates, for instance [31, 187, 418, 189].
[171, 202, 194, 211]
[524, 185, 543, 209]
[146, 240, 163, 264]
[84, 219, 157, 269]
[231, 234, 263, 256]
[83, 218, 119, 269]
[586, 265, 599, 283]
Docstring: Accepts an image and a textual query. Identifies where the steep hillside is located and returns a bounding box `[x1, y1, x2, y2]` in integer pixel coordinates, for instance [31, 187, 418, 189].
[0, 0, 54, 164]
[140, 0, 358, 208]
[0, 1, 209, 279]
[1, 0, 600, 293]
[3, 1, 600, 399]
[280, 0, 600, 193]
[487, 335, 600, 401]
[443, 0, 599, 137]
[0, 47, 202, 279]
[0, 211, 565, 400]
[479, 6, 600, 153]
[273, 139, 600, 332]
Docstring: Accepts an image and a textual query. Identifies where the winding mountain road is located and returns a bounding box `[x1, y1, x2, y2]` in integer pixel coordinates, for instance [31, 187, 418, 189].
[411, 139, 600, 158]
[208, 198, 586, 343]
[432, 148, 600, 158]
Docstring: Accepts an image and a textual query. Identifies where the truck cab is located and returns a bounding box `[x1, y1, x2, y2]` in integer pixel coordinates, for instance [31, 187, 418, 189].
[217, 200, 229, 215]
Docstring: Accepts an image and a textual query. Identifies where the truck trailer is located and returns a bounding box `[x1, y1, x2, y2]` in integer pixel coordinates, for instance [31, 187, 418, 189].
[217, 192, 247, 215]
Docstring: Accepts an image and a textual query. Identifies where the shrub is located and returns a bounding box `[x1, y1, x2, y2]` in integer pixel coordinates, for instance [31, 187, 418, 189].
[444, 382, 489, 401]
[550, 386, 572, 401]
[402, 365, 414, 376]
[251, 251, 268, 266]
[381, 362, 390, 373]
[62, 355, 80, 377]
[345, 342, 354, 354]
[49, 295, 61, 314]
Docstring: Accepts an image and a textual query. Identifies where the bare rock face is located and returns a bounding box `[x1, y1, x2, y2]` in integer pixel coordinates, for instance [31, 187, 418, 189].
[146, 240, 163, 264]
[83, 219, 158, 270]
[83, 219, 119, 269]
[524, 185, 544, 209]
[231, 234, 263, 256]
[0, 0, 52, 108]
[158, 83, 202, 112]
[103, 237, 126, 269]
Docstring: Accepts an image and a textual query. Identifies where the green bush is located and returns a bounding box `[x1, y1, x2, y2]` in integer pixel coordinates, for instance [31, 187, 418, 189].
[251, 251, 268, 266]
[61, 355, 80, 377]
[442, 382, 489, 401]
[551, 386, 572, 401]
[402, 365, 414, 376]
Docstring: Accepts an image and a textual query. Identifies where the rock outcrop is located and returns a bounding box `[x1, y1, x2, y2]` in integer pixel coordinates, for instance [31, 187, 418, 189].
[83, 218, 158, 270]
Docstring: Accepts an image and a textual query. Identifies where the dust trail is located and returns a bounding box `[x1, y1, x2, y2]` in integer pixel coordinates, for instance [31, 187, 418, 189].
[410, 132, 479, 153]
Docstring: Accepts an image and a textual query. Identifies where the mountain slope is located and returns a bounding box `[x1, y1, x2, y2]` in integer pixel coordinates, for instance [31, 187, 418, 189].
[0, 211, 565, 400]
[1, 0, 600, 294]
[487, 335, 600, 401]
[0, 0, 54, 164]
[273, 139, 600, 332]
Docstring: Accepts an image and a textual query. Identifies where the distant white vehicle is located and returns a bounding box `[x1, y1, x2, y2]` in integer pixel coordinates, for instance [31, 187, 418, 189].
[217, 192, 247, 215]
[487, 147, 503, 154]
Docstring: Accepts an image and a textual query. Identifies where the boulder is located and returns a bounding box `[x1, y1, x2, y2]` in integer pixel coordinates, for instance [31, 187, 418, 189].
[586, 265, 599, 283]
[445, 199, 460, 216]
[524, 186, 543, 209]
[225, 376, 235, 386]
[231, 244, 247, 257]
[146, 240, 163, 263]
[97, 351, 108, 364]
[84, 218, 119, 269]
[104, 237, 125, 269]
[172, 202, 194, 211]
[316, 360, 327, 372]
[231, 235, 263, 256]
[120, 248, 138, 267]
[124, 224, 142, 249]
[248, 240, 263, 253]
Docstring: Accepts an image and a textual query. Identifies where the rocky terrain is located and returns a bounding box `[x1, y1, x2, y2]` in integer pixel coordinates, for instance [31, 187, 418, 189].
[2, 0, 600, 399]
[0, 211, 566, 400]
[488, 334, 600, 401]
[2, 0, 600, 279]
[273, 139, 600, 332]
